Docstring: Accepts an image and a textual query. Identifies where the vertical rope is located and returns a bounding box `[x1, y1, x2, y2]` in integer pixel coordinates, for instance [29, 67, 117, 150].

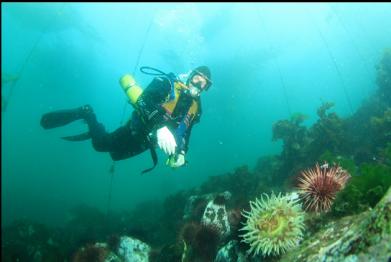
[3, 3, 67, 113]
[305, 7, 354, 115]
[106, 163, 115, 220]
[329, 4, 373, 84]
[106, 10, 155, 217]
[256, 7, 292, 117]
[118, 15, 155, 127]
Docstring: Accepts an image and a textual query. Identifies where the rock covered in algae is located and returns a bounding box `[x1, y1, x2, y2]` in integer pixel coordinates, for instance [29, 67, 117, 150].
[117, 236, 151, 262]
[279, 186, 391, 262]
[214, 240, 248, 262]
[73, 242, 121, 262]
[201, 198, 231, 238]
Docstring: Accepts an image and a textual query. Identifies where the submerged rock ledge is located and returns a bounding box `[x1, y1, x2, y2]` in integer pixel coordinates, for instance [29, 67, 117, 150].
[280, 186, 391, 262]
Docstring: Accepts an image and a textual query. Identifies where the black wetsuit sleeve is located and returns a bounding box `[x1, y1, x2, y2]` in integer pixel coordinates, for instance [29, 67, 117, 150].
[135, 77, 172, 132]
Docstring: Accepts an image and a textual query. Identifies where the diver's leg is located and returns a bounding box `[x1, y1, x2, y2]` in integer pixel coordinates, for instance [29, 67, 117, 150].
[83, 111, 115, 152]
[101, 125, 149, 161]
[86, 118, 141, 154]
[88, 118, 150, 160]
[40, 104, 113, 151]
[41, 104, 148, 158]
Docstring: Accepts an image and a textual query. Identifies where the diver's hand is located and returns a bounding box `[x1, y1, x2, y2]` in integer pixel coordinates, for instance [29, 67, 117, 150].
[167, 153, 186, 168]
[156, 126, 177, 155]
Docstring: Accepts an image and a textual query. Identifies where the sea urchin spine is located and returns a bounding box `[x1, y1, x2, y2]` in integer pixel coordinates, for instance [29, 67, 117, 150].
[297, 163, 351, 212]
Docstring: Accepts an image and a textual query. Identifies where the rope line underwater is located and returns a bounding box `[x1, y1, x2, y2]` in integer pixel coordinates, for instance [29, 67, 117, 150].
[3, 3, 67, 113]
[256, 8, 293, 118]
[329, 4, 373, 85]
[106, 11, 155, 217]
[305, 7, 355, 115]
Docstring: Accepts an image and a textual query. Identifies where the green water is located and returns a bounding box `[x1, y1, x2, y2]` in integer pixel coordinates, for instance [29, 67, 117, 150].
[2, 2, 391, 228]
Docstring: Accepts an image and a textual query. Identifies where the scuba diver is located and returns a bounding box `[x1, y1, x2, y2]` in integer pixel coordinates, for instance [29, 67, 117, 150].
[40, 66, 212, 173]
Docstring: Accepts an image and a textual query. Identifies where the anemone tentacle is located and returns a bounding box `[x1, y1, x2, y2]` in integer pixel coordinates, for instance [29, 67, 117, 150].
[240, 192, 305, 257]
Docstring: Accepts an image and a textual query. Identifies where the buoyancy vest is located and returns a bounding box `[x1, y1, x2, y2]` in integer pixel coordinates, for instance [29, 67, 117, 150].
[162, 81, 200, 126]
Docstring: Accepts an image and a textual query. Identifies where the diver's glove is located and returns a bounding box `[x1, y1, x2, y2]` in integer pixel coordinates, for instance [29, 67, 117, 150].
[166, 152, 186, 168]
[156, 126, 177, 155]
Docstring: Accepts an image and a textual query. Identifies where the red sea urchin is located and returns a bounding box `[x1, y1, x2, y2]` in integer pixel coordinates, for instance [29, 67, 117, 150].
[297, 162, 351, 212]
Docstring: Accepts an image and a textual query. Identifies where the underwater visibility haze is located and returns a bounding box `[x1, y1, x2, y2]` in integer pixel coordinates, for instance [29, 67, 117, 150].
[2, 2, 391, 261]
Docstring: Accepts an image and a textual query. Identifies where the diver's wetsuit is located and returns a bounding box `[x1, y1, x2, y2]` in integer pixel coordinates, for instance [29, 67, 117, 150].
[85, 76, 202, 161]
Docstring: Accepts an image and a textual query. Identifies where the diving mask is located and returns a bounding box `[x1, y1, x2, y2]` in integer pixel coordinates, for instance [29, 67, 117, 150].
[187, 74, 208, 97]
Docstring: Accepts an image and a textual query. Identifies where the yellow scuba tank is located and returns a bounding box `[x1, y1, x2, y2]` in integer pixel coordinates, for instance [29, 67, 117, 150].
[119, 74, 143, 107]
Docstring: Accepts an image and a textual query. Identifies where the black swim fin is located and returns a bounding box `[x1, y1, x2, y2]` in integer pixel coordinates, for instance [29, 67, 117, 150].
[61, 131, 91, 141]
[40, 105, 92, 129]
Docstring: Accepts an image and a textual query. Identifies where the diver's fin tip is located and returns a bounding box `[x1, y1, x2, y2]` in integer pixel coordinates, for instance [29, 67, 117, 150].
[61, 132, 91, 142]
[40, 106, 89, 129]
